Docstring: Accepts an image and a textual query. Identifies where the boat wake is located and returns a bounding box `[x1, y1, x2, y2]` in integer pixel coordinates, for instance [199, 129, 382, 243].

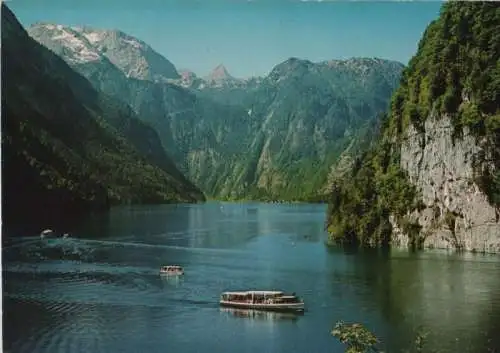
[2, 235, 249, 265]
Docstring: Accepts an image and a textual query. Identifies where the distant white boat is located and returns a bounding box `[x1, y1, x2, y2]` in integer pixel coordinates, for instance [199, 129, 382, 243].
[159, 265, 184, 276]
[220, 290, 305, 312]
[40, 229, 53, 238]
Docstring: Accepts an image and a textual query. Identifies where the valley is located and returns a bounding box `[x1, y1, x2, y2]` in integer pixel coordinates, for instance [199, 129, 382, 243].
[28, 23, 403, 201]
[2, 2, 500, 353]
[2, 2, 499, 253]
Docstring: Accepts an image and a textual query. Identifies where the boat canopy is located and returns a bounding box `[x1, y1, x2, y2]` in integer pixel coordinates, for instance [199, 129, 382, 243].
[162, 265, 182, 270]
[222, 290, 284, 296]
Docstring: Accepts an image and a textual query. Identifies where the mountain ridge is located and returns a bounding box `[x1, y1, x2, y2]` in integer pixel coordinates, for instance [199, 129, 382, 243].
[28, 21, 405, 202]
[29, 23, 181, 82]
[205, 64, 233, 81]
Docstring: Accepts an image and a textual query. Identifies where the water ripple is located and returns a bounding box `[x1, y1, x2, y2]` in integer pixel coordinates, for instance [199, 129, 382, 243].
[4, 203, 500, 353]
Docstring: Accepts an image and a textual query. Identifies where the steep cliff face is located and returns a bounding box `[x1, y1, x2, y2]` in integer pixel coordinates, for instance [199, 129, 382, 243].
[326, 2, 500, 253]
[392, 114, 499, 253]
[389, 3, 500, 253]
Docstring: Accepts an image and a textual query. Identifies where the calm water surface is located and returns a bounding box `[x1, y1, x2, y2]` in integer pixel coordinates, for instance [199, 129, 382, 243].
[3, 202, 500, 353]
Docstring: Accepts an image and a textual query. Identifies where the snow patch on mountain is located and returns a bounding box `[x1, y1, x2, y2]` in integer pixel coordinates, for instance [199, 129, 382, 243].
[82, 31, 105, 44]
[122, 38, 143, 49]
[46, 26, 101, 64]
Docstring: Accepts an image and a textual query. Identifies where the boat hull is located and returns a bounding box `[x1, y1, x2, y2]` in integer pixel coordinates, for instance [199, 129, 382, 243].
[219, 300, 305, 312]
[159, 271, 184, 276]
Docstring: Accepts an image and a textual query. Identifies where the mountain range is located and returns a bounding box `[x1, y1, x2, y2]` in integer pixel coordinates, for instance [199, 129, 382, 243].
[3, 1, 498, 252]
[28, 22, 404, 201]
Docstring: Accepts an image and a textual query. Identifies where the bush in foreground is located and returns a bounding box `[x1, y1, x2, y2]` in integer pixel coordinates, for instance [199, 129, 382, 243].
[332, 321, 433, 353]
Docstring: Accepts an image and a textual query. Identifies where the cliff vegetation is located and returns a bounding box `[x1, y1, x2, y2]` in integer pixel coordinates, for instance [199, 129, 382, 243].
[327, 2, 500, 250]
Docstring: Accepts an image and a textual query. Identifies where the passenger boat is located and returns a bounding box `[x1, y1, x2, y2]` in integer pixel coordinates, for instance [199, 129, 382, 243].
[219, 290, 305, 312]
[159, 265, 184, 275]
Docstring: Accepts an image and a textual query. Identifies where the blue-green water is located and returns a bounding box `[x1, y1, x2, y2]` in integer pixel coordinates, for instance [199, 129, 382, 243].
[3, 202, 500, 353]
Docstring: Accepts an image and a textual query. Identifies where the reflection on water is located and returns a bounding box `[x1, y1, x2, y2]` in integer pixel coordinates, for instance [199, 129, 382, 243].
[394, 252, 500, 352]
[326, 247, 500, 352]
[159, 274, 184, 288]
[220, 307, 303, 322]
[3, 202, 500, 353]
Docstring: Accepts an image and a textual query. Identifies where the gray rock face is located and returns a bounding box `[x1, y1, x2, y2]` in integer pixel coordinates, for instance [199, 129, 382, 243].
[28, 24, 180, 82]
[80, 28, 180, 82]
[391, 114, 500, 253]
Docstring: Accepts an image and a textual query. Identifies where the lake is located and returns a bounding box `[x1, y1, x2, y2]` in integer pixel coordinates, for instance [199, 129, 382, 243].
[3, 202, 500, 353]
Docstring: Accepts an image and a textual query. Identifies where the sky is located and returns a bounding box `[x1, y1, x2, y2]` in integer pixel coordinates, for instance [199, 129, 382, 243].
[7, 0, 443, 78]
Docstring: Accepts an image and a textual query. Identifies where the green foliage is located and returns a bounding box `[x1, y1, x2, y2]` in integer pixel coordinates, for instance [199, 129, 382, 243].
[326, 125, 419, 247]
[409, 329, 433, 353]
[400, 218, 424, 249]
[332, 322, 380, 353]
[475, 170, 500, 207]
[2, 4, 204, 226]
[485, 113, 500, 134]
[459, 102, 483, 133]
[443, 211, 456, 231]
[332, 321, 439, 353]
[389, 2, 499, 134]
[406, 103, 424, 132]
[327, 2, 500, 246]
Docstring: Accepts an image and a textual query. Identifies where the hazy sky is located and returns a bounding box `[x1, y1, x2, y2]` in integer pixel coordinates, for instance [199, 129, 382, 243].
[9, 0, 443, 78]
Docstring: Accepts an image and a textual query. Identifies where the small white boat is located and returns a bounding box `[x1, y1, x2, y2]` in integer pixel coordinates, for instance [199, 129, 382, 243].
[219, 290, 305, 312]
[159, 265, 184, 276]
[40, 229, 54, 238]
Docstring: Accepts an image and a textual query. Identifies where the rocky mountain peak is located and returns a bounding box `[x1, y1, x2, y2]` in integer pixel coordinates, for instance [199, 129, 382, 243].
[28, 23, 103, 65]
[206, 64, 233, 82]
[267, 57, 314, 83]
[179, 69, 197, 79]
[28, 23, 180, 82]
